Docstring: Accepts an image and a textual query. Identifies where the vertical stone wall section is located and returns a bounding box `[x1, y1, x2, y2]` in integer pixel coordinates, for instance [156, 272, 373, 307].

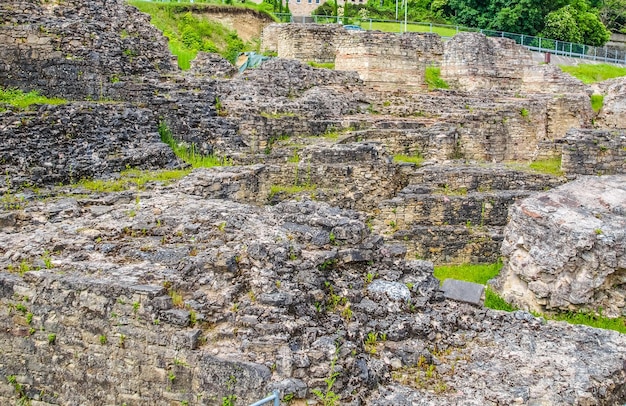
[335, 31, 443, 89]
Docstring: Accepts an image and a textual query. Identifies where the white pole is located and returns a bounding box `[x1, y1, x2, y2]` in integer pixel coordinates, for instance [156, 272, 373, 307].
[404, 0, 407, 33]
[395, 0, 398, 20]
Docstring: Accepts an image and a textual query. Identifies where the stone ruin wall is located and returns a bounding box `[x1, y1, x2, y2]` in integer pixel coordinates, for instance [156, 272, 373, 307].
[560, 128, 626, 175]
[0, 0, 176, 100]
[0, 272, 271, 405]
[261, 24, 589, 96]
[334, 31, 444, 90]
[261, 24, 342, 64]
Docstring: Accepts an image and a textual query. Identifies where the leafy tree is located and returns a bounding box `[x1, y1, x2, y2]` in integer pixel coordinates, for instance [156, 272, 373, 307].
[598, 0, 626, 33]
[542, 4, 610, 45]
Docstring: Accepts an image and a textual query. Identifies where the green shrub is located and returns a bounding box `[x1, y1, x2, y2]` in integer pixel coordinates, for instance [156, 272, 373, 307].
[129, 1, 255, 69]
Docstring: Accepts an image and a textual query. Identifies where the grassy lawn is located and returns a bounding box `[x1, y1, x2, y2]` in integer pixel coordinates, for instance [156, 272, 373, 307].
[434, 262, 626, 333]
[366, 21, 460, 37]
[560, 63, 626, 84]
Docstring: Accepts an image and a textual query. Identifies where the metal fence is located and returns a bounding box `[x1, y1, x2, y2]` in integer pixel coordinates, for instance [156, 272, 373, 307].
[275, 14, 626, 65]
[248, 390, 280, 406]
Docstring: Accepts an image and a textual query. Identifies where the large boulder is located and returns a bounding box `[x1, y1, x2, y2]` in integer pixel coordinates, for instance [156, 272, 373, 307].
[495, 175, 626, 317]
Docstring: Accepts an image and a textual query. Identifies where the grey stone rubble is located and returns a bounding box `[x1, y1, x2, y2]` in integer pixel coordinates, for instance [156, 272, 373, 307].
[0, 0, 625, 404]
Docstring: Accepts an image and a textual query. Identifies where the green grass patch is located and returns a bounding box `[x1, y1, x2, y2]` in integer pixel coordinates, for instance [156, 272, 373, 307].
[528, 156, 563, 177]
[434, 262, 514, 311]
[269, 184, 316, 198]
[393, 154, 424, 166]
[159, 121, 232, 167]
[0, 87, 66, 111]
[547, 311, 626, 334]
[129, 1, 255, 69]
[78, 168, 191, 192]
[307, 61, 335, 69]
[590, 94, 604, 112]
[434, 262, 502, 285]
[424, 66, 449, 90]
[559, 63, 626, 84]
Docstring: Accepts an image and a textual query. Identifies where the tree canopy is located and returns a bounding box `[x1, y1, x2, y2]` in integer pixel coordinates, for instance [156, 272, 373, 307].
[314, 0, 615, 46]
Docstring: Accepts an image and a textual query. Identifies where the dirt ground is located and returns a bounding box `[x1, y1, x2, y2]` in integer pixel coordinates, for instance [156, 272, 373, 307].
[194, 8, 274, 43]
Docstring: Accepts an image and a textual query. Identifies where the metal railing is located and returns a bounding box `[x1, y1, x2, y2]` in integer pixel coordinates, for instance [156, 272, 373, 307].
[275, 14, 626, 65]
[249, 390, 280, 406]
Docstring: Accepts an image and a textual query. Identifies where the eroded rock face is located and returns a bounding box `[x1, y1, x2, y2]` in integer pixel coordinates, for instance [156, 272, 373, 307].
[496, 175, 626, 317]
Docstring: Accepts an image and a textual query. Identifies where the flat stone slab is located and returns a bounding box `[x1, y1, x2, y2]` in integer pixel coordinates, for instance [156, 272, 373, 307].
[441, 279, 485, 305]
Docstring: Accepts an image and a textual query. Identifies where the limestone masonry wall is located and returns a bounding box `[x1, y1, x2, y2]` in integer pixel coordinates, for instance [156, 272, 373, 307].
[335, 31, 444, 89]
[560, 128, 626, 175]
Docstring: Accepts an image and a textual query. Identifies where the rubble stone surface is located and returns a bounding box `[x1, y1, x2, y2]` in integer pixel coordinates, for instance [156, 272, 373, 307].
[496, 175, 626, 317]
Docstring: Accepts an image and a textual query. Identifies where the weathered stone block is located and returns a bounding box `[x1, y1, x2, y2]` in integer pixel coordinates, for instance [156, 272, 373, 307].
[441, 279, 485, 305]
[496, 175, 626, 317]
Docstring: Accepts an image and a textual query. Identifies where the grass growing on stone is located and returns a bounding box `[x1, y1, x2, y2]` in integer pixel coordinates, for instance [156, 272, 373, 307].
[548, 311, 626, 334]
[434, 262, 502, 285]
[424, 67, 449, 90]
[528, 157, 563, 176]
[0, 87, 66, 111]
[559, 63, 626, 84]
[434, 262, 514, 311]
[393, 154, 424, 166]
[307, 61, 335, 69]
[435, 262, 626, 333]
[78, 168, 192, 192]
[590, 94, 604, 112]
[159, 121, 232, 168]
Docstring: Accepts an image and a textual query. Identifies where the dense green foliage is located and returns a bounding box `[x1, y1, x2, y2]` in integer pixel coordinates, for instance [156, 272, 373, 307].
[0, 87, 66, 111]
[434, 262, 626, 334]
[314, 0, 617, 45]
[129, 1, 256, 69]
[560, 63, 626, 83]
